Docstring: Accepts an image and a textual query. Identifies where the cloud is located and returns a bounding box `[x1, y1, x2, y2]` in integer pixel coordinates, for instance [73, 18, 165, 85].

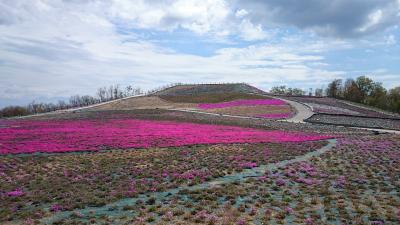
[0, 0, 399, 107]
[235, 0, 400, 38]
[110, 0, 230, 34]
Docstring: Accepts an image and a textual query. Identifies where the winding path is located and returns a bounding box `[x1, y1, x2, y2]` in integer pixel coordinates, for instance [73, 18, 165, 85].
[273, 97, 314, 123]
[166, 95, 316, 123]
[279, 97, 400, 134]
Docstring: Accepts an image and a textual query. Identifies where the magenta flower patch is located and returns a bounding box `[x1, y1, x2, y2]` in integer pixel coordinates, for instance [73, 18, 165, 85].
[238, 162, 257, 169]
[198, 99, 286, 109]
[0, 119, 331, 154]
[6, 188, 24, 197]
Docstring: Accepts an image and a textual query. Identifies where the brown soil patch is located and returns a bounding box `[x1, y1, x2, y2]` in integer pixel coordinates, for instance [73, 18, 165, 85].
[160, 92, 271, 103]
[204, 105, 292, 117]
[90, 96, 196, 110]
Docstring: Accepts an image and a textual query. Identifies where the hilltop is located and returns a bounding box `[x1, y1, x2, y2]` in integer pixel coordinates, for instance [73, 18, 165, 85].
[152, 83, 266, 96]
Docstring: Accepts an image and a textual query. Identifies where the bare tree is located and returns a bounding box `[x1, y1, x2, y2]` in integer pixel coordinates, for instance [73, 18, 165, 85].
[325, 79, 342, 98]
[314, 88, 323, 97]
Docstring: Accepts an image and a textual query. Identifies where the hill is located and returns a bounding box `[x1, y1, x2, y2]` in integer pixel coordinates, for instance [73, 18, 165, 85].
[153, 83, 266, 96]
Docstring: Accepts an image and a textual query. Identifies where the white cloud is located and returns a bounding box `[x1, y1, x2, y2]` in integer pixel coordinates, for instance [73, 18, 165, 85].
[109, 0, 232, 35]
[385, 34, 397, 45]
[238, 19, 269, 41]
[0, 0, 398, 106]
[235, 9, 248, 18]
[358, 9, 383, 33]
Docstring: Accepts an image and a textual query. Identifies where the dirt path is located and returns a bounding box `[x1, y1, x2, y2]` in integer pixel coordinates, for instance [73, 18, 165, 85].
[274, 97, 314, 123]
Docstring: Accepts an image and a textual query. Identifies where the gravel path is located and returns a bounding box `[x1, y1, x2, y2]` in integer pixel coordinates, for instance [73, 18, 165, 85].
[272, 96, 400, 134]
[274, 97, 314, 123]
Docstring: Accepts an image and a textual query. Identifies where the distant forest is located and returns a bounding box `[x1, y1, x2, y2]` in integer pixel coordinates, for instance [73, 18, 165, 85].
[270, 76, 400, 113]
[0, 83, 186, 118]
[0, 85, 143, 118]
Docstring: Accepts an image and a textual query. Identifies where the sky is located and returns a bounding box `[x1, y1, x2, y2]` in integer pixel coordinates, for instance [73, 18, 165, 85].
[0, 0, 400, 107]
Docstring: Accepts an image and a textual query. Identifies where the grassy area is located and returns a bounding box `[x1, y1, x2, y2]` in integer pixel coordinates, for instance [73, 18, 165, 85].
[159, 92, 271, 103]
[154, 83, 265, 96]
[0, 140, 327, 222]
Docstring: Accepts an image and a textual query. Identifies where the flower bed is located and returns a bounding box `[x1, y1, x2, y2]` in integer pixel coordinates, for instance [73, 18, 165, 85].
[0, 118, 330, 154]
[195, 99, 293, 119]
[307, 103, 361, 115]
[306, 114, 400, 130]
[0, 140, 328, 222]
[50, 134, 399, 225]
[285, 96, 396, 118]
[198, 99, 286, 110]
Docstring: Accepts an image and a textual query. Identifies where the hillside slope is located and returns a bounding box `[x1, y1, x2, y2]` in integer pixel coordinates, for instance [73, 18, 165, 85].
[153, 83, 266, 96]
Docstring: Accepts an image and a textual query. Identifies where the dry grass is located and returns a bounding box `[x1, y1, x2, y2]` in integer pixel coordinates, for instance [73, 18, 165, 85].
[204, 105, 292, 117]
[159, 92, 271, 103]
[90, 96, 196, 110]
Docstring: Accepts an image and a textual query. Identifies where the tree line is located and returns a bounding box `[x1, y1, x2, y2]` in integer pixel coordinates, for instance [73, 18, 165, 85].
[269, 86, 306, 96]
[325, 76, 400, 113]
[270, 76, 400, 113]
[0, 85, 143, 118]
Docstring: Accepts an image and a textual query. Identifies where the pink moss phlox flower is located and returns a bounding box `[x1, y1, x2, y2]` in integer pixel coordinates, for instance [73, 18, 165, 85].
[24, 218, 34, 225]
[284, 169, 297, 177]
[149, 187, 157, 192]
[298, 163, 319, 177]
[162, 171, 169, 178]
[236, 218, 246, 225]
[239, 162, 257, 169]
[135, 217, 145, 223]
[7, 188, 24, 197]
[63, 169, 69, 177]
[285, 206, 294, 214]
[397, 209, 400, 221]
[258, 176, 267, 182]
[271, 173, 279, 178]
[289, 190, 298, 197]
[230, 155, 245, 161]
[198, 99, 286, 109]
[0, 119, 331, 154]
[304, 218, 314, 225]
[334, 175, 346, 188]
[180, 150, 190, 156]
[264, 209, 272, 215]
[275, 178, 286, 186]
[178, 169, 208, 180]
[196, 210, 209, 221]
[263, 148, 270, 157]
[296, 177, 320, 186]
[72, 175, 83, 182]
[207, 214, 218, 223]
[125, 187, 136, 196]
[299, 163, 315, 173]
[50, 204, 63, 212]
[319, 173, 329, 178]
